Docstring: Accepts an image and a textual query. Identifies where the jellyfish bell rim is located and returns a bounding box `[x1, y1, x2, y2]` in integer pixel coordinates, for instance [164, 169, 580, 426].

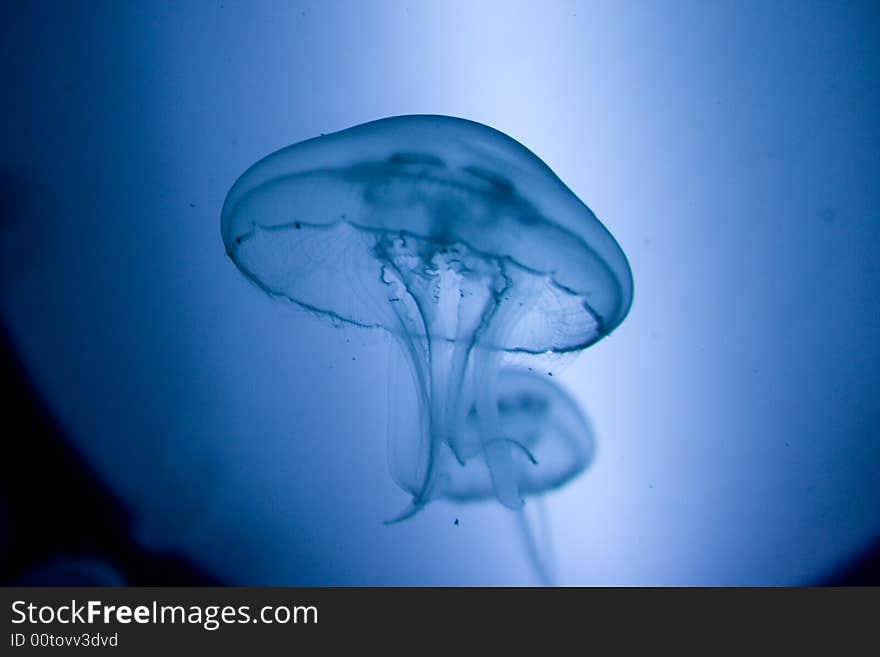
[221, 114, 634, 352]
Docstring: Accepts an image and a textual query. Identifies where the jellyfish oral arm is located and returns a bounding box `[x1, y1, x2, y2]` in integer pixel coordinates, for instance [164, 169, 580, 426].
[470, 302, 529, 510]
[375, 233, 534, 516]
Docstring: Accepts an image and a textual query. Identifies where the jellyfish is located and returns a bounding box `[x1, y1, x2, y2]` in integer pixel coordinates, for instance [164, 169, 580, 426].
[221, 115, 633, 570]
[435, 366, 596, 583]
[436, 367, 595, 504]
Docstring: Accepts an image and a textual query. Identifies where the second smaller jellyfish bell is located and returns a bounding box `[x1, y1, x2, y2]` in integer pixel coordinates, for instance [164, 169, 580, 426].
[435, 368, 595, 505]
[222, 115, 633, 583]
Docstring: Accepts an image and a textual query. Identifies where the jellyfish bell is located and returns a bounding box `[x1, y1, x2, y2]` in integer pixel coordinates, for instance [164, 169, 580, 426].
[434, 367, 596, 504]
[222, 115, 632, 519]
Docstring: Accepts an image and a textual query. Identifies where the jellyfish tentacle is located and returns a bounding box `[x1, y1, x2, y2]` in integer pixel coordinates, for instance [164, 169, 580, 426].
[516, 499, 557, 586]
[446, 263, 507, 463]
[482, 437, 539, 465]
[383, 500, 423, 525]
[383, 470, 452, 525]
[444, 341, 475, 465]
[385, 293, 439, 508]
[384, 323, 431, 499]
[467, 268, 546, 510]
[472, 344, 524, 509]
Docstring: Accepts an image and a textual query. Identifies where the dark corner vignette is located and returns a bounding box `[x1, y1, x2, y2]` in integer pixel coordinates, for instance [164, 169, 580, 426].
[0, 325, 219, 586]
